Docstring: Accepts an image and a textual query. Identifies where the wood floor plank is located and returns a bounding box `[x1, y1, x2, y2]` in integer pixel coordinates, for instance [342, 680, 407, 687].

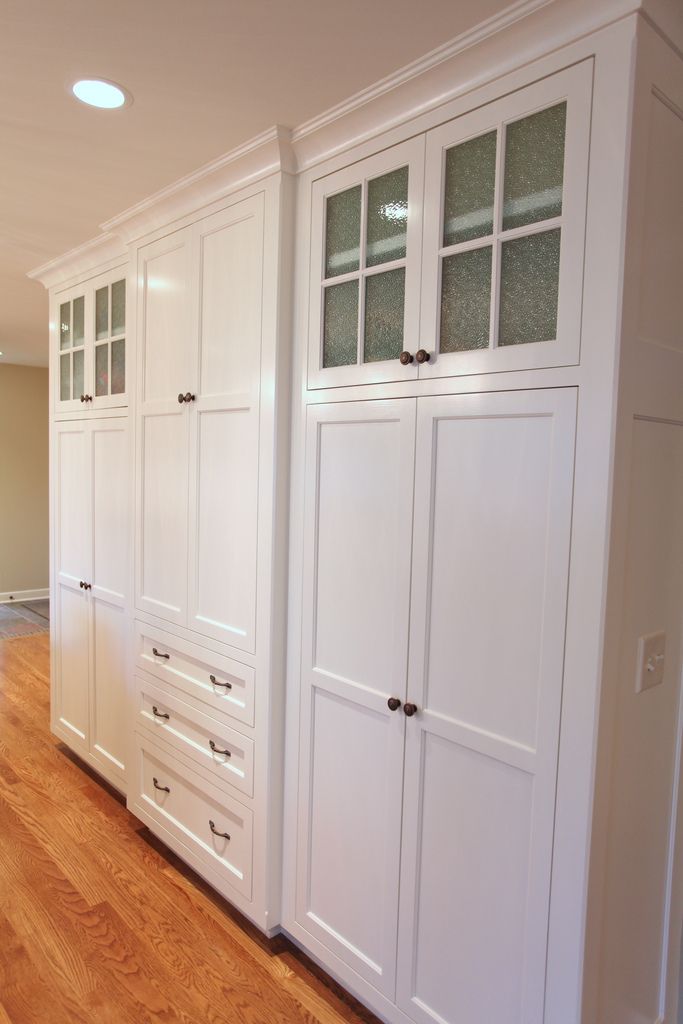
[0, 634, 380, 1024]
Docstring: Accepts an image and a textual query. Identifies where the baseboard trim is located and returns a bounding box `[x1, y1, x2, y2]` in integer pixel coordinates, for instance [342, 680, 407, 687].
[0, 588, 49, 604]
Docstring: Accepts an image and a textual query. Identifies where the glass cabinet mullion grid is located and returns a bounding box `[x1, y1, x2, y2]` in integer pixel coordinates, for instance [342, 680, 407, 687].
[319, 162, 411, 371]
[437, 98, 567, 357]
[357, 178, 369, 368]
[489, 122, 506, 350]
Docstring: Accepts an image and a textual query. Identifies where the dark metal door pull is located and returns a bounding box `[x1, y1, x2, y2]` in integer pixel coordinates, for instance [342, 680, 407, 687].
[152, 777, 170, 793]
[209, 739, 231, 757]
[152, 706, 170, 720]
[152, 648, 170, 659]
[209, 820, 230, 840]
[209, 674, 232, 690]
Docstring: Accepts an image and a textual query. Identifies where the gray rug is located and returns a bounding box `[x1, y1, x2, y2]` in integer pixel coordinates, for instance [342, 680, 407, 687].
[0, 601, 50, 639]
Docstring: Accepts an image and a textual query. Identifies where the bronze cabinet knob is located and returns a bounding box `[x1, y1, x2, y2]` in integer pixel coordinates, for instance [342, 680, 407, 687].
[80, 394, 86, 402]
[399, 351, 414, 365]
[403, 702, 418, 717]
[387, 697, 401, 711]
[185, 392, 196, 402]
[415, 349, 430, 364]
[177, 393, 185, 404]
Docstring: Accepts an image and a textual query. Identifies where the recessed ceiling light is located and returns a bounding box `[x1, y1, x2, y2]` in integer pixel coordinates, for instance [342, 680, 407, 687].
[72, 79, 130, 109]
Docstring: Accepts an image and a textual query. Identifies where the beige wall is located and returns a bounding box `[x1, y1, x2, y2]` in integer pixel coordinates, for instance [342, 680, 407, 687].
[0, 364, 49, 597]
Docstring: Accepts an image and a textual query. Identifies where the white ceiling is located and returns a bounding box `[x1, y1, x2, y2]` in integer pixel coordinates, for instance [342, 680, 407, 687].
[0, 0, 518, 367]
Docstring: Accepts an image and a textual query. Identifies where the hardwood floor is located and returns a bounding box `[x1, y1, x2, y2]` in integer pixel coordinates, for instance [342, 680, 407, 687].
[0, 635, 380, 1024]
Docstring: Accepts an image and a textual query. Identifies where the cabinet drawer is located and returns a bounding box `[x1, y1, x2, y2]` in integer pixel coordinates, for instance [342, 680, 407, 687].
[136, 675, 254, 798]
[133, 733, 253, 900]
[135, 622, 254, 727]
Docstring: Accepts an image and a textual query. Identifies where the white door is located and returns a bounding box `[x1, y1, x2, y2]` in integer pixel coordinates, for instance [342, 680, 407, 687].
[136, 228, 194, 625]
[187, 196, 263, 652]
[90, 418, 129, 783]
[54, 420, 91, 749]
[295, 399, 416, 997]
[396, 388, 577, 1024]
[419, 62, 591, 378]
[307, 137, 425, 390]
[55, 285, 91, 412]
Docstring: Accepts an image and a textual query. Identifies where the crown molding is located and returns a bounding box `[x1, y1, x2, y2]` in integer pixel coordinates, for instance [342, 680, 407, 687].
[291, 0, 556, 145]
[27, 232, 127, 289]
[100, 125, 295, 244]
[290, 0, 643, 172]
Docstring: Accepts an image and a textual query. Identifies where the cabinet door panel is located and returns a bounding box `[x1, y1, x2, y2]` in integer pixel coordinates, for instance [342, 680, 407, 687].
[295, 400, 416, 996]
[198, 201, 262, 398]
[91, 418, 129, 782]
[92, 420, 128, 604]
[137, 411, 188, 624]
[55, 582, 90, 748]
[307, 138, 425, 389]
[419, 61, 591, 379]
[190, 407, 257, 648]
[91, 598, 127, 779]
[139, 230, 195, 403]
[397, 389, 576, 1024]
[55, 422, 90, 586]
[188, 197, 263, 651]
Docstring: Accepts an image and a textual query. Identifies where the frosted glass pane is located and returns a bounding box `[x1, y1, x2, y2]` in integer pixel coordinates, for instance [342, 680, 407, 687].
[96, 286, 109, 340]
[72, 348, 84, 398]
[95, 343, 109, 397]
[111, 279, 125, 335]
[364, 268, 405, 363]
[72, 296, 85, 343]
[59, 302, 71, 349]
[366, 166, 408, 267]
[503, 103, 566, 231]
[323, 280, 358, 368]
[499, 229, 561, 346]
[443, 131, 497, 247]
[111, 339, 125, 394]
[60, 354, 70, 401]
[440, 247, 492, 353]
[325, 186, 361, 278]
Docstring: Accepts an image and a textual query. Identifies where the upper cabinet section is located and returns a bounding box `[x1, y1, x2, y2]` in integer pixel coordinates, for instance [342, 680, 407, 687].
[307, 61, 592, 389]
[55, 265, 128, 412]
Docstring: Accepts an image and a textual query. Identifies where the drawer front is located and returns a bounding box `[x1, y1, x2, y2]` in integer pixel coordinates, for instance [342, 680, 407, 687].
[134, 733, 253, 900]
[136, 676, 254, 798]
[135, 621, 255, 726]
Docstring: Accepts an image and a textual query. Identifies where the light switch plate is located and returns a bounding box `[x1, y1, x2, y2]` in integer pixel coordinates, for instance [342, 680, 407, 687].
[636, 631, 666, 693]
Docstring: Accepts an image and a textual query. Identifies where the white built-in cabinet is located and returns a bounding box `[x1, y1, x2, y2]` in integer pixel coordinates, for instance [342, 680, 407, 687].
[128, 177, 289, 931]
[136, 196, 262, 652]
[33, 9, 683, 1024]
[295, 389, 576, 1021]
[52, 415, 129, 790]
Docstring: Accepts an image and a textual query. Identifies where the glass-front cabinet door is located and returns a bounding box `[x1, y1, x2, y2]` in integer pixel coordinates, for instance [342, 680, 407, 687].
[418, 60, 592, 379]
[307, 137, 425, 389]
[93, 275, 127, 407]
[57, 288, 87, 411]
[54, 267, 128, 412]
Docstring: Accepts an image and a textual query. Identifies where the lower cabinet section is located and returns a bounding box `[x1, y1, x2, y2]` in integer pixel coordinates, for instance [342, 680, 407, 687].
[52, 416, 130, 792]
[131, 731, 254, 902]
[287, 388, 577, 1024]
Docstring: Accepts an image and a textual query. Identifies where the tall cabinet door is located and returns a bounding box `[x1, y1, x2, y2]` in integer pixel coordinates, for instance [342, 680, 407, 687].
[295, 399, 416, 997]
[90, 418, 129, 783]
[187, 196, 264, 652]
[396, 388, 576, 1024]
[136, 228, 194, 626]
[54, 420, 91, 749]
